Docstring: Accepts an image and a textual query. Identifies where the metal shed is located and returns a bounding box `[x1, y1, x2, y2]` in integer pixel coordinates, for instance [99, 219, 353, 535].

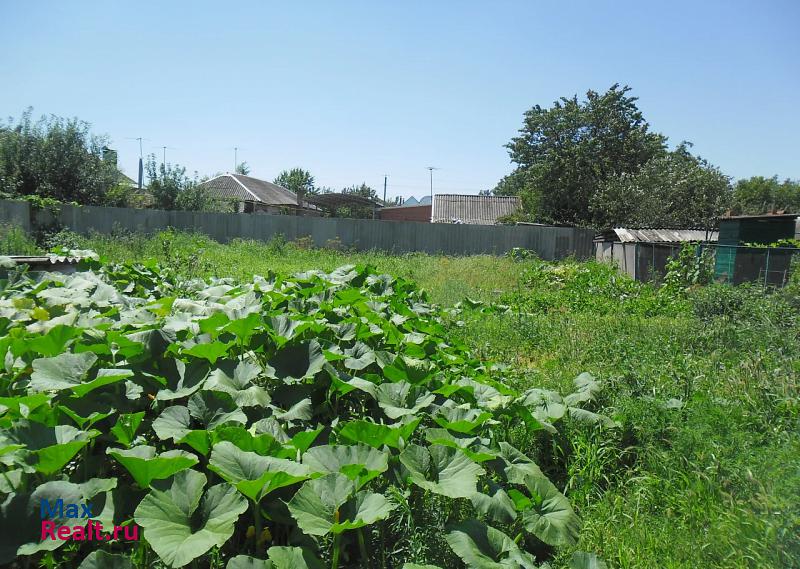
[595, 227, 718, 281]
[714, 213, 799, 285]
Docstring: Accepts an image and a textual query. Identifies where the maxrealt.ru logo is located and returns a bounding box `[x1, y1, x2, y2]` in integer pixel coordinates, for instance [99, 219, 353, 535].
[40, 499, 139, 542]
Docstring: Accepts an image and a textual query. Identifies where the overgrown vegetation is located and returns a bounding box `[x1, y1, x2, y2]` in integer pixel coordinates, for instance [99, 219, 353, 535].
[0, 229, 797, 568]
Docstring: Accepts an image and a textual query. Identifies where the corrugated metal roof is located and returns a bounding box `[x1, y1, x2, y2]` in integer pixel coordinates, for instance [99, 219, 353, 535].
[610, 228, 719, 243]
[431, 194, 521, 225]
[199, 174, 315, 208]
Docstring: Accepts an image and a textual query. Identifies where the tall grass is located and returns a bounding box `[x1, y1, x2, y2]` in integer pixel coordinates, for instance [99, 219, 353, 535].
[0, 223, 40, 255]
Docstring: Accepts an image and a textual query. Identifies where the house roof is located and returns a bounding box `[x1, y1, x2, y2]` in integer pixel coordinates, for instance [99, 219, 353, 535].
[305, 192, 382, 209]
[199, 174, 315, 208]
[598, 228, 719, 243]
[403, 196, 419, 206]
[720, 213, 799, 220]
[431, 194, 521, 225]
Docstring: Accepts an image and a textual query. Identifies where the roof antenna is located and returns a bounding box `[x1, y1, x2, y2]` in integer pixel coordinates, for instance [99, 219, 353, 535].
[426, 166, 440, 202]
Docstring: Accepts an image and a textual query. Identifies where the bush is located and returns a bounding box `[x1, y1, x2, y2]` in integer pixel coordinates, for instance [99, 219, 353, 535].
[0, 223, 40, 255]
[663, 243, 714, 290]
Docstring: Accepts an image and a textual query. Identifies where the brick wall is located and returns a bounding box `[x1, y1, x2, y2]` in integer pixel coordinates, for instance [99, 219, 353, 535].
[379, 205, 431, 222]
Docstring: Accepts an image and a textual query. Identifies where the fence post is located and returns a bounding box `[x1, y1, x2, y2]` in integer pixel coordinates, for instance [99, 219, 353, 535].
[764, 248, 770, 287]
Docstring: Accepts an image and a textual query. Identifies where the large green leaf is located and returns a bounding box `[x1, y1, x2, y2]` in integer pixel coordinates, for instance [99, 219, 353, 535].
[135, 469, 248, 568]
[287, 473, 395, 536]
[152, 405, 193, 441]
[470, 486, 517, 525]
[302, 444, 388, 488]
[156, 359, 210, 401]
[433, 405, 493, 434]
[26, 324, 80, 357]
[563, 372, 602, 406]
[270, 340, 325, 382]
[29, 352, 126, 396]
[78, 551, 133, 569]
[338, 418, 420, 449]
[343, 342, 376, 371]
[399, 444, 485, 498]
[227, 556, 273, 569]
[519, 474, 581, 547]
[445, 520, 537, 569]
[375, 381, 435, 420]
[0, 478, 117, 562]
[107, 446, 198, 488]
[188, 391, 248, 429]
[206, 359, 271, 407]
[110, 411, 146, 447]
[208, 441, 310, 502]
[570, 552, 608, 569]
[268, 546, 326, 569]
[7, 420, 98, 474]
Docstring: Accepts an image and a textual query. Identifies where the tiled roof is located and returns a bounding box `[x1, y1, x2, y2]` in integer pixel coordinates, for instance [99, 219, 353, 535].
[199, 174, 313, 207]
[431, 194, 521, 225]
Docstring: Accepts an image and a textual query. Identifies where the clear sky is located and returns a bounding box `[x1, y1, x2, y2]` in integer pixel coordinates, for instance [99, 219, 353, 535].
[2, 1, 798, 200]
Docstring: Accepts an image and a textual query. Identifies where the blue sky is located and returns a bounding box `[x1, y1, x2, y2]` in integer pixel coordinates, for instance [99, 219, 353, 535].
[2, 1, 798, 199]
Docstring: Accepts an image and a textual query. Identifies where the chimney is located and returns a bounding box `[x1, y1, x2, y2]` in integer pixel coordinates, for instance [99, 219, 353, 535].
[102, 147, 118, 167]
[296, 188, 305, 215]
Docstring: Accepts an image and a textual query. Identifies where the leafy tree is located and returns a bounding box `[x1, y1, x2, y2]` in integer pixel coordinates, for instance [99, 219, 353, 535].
[335, 183, 379, 218]
[731, 176, 800, 214]
[235, 162, 250, 175]
[274, 168, 317, 195]
[147, 156, 233, 212]
[342, 183, 378, 200]
[590, 143, 731, 229]
[0, 108, 120, 205]
[501, 85, 666, 225]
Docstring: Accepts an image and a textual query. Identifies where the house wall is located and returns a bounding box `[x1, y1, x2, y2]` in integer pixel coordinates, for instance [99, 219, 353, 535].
[379, 205, 431, 223]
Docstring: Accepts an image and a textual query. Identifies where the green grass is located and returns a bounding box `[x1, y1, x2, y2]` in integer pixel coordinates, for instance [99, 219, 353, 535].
[70, 229, 522, 306]
[38, 228, 800, 568]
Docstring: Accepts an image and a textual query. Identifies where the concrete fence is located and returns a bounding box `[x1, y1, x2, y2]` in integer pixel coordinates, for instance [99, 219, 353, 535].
[0, 199, 595, 260]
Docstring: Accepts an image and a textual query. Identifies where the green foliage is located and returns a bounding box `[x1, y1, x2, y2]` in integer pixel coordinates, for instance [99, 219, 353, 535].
[273, 168, 317, 196]
[500, 258, 686, 317]
[0, 223, 40, 255]
[663, 243, 715, 290]
[591, 143, 731, 229]
[502, 85, 666, 225]
[731, 175, 800, 214]
[146, 156, 230, 212]
[0, 255, 608, 568]
[0, 109, 119, 205]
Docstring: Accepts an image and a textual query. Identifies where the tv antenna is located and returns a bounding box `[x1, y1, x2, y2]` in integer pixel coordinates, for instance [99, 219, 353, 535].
[160, 146, 177, 165]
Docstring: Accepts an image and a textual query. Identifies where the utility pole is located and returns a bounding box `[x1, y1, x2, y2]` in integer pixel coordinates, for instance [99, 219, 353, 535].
[162, 146, 167, 165]
[234, 147, 238, 173]
[383, 175, 388, 204]
[426, 166, 439, 201]
[137, 137, 144, 189]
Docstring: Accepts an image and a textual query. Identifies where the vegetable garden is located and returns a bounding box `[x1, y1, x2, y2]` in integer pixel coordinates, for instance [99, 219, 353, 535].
[0, 254, 610, 568]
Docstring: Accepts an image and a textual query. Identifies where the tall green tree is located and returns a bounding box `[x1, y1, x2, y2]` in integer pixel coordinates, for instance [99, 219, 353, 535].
[590, 143, 731, 229]
[731, 176, 800, 214]
[235, 162, 251, 175]
[147, 156, 232, 212]
[274, 168, 317, 195]
[342, 183, 378, 200]
[0, 108, 119, 205]
[501, 85, 667, 225]
[337, 183, 379, 218]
